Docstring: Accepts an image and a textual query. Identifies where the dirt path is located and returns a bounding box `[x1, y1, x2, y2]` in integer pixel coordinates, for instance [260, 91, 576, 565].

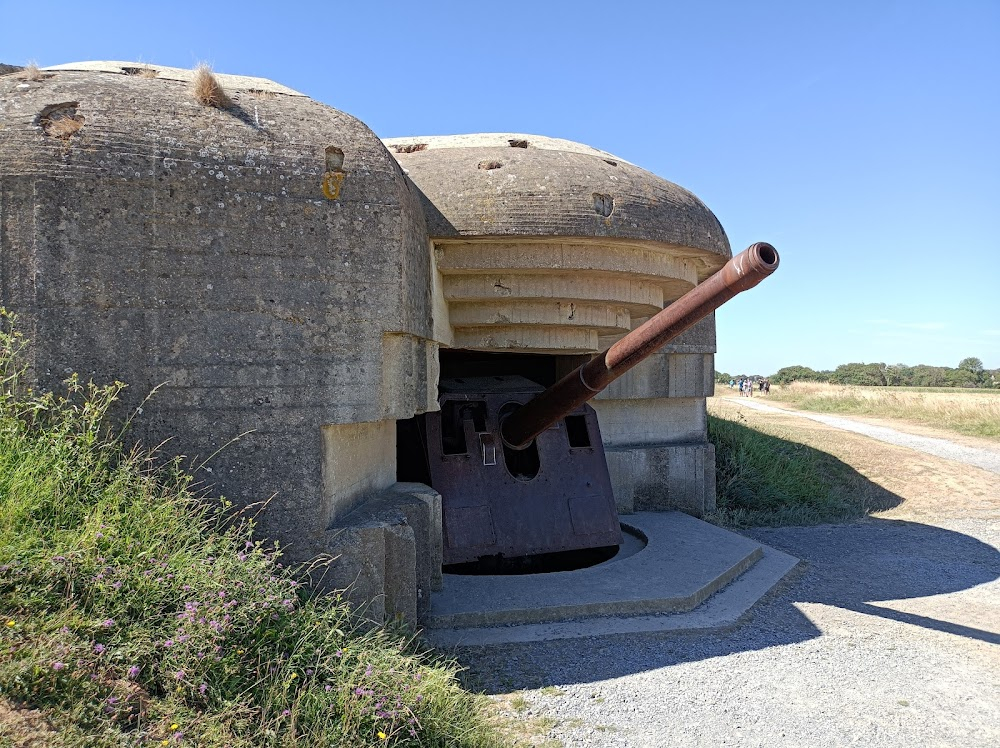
[457, 395, 1000, 747]
[724, 396, 1000, 474]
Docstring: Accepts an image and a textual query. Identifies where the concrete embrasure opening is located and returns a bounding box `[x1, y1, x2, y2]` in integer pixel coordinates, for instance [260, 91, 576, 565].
[397, 349, 585, 487]
[397, 348, 628, 576]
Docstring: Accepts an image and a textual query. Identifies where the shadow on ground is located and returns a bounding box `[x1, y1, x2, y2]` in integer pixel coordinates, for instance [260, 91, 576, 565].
[448, 432, 1000, 693]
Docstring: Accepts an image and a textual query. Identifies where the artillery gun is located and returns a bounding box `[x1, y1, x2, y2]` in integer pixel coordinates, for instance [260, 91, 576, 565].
[422, 242, 780, 568]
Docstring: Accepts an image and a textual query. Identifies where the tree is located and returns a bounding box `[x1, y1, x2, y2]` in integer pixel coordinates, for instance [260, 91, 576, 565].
[958, 357, 984, 374]
[957, 357, 985, 387]
[945, 367, 979, 388]
[909, 365, 948, 387]
[829, 362, 887, 386]
[770, 365, 826, 384]
[884, 363, 911, 387]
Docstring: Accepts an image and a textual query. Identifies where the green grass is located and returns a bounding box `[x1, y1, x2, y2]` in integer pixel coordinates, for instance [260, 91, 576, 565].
[706, 411, 886, 527]
[0, 310, 509, 748]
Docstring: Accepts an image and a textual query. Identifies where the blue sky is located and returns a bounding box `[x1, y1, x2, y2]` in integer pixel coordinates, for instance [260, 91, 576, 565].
[2, 0, 997, 375]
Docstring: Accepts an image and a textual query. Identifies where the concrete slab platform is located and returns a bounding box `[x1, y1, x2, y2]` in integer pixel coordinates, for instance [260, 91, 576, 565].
[423, 512, 800, 644]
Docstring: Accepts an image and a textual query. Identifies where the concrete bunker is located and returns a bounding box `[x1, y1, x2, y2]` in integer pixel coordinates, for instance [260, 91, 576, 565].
[1, 62, 778, 630]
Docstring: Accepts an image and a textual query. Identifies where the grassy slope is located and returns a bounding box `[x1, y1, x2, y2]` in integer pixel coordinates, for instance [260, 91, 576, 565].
[706, 398, 889, 527]
[0, 316, 508, 748]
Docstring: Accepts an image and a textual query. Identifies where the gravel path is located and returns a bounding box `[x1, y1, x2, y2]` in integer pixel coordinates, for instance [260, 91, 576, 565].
[728, 399, 1000, 474]
[452, 412, 1000, 747]
[459, 519, 1000, 747]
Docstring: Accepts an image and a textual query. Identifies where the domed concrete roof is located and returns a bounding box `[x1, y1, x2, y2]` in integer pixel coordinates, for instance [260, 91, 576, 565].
[383, 133, 731, 268]
[385, 133, 731, 353]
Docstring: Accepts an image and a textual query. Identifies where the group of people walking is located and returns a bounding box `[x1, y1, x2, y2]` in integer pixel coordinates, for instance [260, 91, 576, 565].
[728, 377, 770, 396]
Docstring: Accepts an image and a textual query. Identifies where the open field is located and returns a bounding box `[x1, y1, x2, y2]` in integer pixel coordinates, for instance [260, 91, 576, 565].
[724, 381, 1000, 440]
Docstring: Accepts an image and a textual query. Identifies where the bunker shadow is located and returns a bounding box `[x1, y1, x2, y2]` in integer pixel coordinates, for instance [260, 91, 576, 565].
[446, 433, 1000, 693]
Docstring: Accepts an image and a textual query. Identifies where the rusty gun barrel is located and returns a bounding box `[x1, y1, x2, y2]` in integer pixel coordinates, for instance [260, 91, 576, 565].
[500, 242, 780, 449]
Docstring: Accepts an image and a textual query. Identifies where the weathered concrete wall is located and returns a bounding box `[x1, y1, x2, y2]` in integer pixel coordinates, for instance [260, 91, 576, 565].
[587, 319, 718, 515]
[0, 63, 438, 563]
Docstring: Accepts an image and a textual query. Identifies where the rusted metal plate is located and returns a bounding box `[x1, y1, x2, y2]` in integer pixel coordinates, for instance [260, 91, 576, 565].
[425, 376, 622, 565]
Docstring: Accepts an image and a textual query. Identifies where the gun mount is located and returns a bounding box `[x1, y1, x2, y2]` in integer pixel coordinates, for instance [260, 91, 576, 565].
[423, 242, 780, 567]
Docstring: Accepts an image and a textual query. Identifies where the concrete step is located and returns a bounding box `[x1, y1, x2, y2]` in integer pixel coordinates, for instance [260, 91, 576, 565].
[423, 511, 799, 644]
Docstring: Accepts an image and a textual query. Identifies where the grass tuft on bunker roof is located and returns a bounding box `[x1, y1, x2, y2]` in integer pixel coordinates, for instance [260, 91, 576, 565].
[191, 63, 232, 109]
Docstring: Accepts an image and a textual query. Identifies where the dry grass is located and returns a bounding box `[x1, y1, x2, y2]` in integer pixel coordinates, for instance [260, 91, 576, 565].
[17, 62, 48, 82]
[766, 381, 1000, 439]
[123, 65, 159, 79]
[191, 63, 231, 108]
[39, 104, 85, 140]
[42, 116, 84, 139]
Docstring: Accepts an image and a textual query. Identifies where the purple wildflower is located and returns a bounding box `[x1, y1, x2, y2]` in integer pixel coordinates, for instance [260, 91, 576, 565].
[175, 670, 185, 680]
[93, 643, 105, 654]
[282, 709, 290, 717]
[101, 618, 115, 628]
[127, 665, 140, 679]
[199, 683, 207, 694]
[164, 639, 174, 647]
[51, 661, 66, 671]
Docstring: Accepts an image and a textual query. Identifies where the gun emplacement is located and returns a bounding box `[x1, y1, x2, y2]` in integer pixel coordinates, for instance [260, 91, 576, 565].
[500, 242, 780, 449]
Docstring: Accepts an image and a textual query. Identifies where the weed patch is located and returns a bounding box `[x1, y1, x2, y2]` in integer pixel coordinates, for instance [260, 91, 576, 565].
[0, 310, 508, 747]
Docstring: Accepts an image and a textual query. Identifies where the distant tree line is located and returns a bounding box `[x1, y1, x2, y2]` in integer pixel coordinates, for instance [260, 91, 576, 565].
[716, 357, 999, 389]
